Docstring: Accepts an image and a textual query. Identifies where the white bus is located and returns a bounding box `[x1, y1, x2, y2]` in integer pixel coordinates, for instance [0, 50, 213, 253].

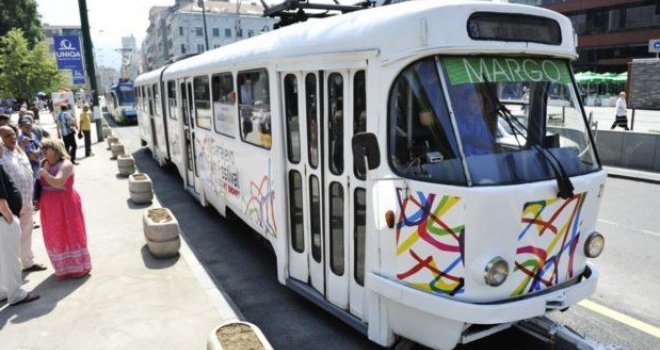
[135, 1, 606, 348]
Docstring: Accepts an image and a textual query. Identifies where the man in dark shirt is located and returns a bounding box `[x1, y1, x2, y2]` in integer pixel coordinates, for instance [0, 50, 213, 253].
[0, 165, 39, 305]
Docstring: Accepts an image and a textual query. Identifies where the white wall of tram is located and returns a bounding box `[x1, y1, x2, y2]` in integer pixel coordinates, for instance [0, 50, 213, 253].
[134, 1, 584, 348]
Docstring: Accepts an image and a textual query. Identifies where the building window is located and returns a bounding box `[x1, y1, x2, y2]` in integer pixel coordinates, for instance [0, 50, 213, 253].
[212, 28, 220, 37]
[181, 44, 186, 54]
[248, 30, 254, 37]
[195, 27, 203, 36]
[179, 26, 184, 36]
[236, 28, 243, 38]
[225, 28, 231, 38]
[197, 43, 205, 52]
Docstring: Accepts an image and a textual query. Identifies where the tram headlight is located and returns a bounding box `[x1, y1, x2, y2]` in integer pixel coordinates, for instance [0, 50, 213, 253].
[584, 231, 605, 258]
[484, 257, 509, 287]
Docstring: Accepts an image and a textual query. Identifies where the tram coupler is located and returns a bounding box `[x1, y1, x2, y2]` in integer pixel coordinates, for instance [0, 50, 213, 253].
[514, 316, 621, 350]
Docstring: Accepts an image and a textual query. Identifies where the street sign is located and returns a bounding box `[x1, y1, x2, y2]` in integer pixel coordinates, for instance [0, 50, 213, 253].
[649, 39, 660, 53]
[54, 35, 84, 71]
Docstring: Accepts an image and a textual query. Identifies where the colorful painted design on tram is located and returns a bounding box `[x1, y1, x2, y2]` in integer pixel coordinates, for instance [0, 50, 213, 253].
[244, 160, 277, 237]
[395, 189, 465, 295]
[512, 193, 587, 296]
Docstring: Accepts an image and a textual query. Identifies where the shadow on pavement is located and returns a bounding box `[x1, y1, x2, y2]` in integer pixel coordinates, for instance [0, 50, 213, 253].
[0, 273, 90, 330]
[140, 245, 180, 270]
[130, 147, 380, 350]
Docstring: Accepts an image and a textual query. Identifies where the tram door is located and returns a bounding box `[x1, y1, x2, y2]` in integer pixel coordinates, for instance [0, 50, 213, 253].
[283, 69, 367, 318]
[180, 79, 198, 193]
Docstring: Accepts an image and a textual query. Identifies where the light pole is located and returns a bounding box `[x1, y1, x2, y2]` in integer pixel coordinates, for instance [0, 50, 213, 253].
[198, 0, 209, 51]
[77, 0, 104, 141]
[235, 0, 243, 42]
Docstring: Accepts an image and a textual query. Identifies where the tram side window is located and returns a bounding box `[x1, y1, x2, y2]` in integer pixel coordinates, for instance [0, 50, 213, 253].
[388, 59, 466, 185]
[194, 75, 212, 130]
[306, 73, 319, 169]
[329, 182, 345, 276]
[147, 86, 153, 116]
[353, 70, 367, 179]
[354, 188, 366, 286]
[141, 87, 147, 112]
[309, 175, 322, 263]
[284, 74, 300, 163]
[152, 83, 160, 117]
[238, 69, 271, 149]
[211, 73, 235, 136]
[167, 81, 178, 120]
[328, 73, 344, 175]
[289, 171, 305, 253]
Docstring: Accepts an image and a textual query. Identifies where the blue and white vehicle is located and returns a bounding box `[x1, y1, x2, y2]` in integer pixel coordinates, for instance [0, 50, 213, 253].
[107, 79, 137, 124]
[135, 1, 607, 348]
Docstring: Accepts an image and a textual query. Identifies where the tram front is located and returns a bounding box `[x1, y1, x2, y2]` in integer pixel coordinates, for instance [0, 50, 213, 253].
[364, 55, 606, 348]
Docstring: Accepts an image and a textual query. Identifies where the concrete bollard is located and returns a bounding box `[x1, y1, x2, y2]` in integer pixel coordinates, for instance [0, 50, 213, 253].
[128, 173, 153, 204]
[111, 142, 125, 159]
[143, 208, 180, 259]
[207, 321, 273, 350]
[117, 154, 135, 176]
[102, 126, 112, 138]
[106, 136, 118, 150]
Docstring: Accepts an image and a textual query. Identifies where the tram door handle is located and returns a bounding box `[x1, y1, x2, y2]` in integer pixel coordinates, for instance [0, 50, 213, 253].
[304, 164, 307, 177]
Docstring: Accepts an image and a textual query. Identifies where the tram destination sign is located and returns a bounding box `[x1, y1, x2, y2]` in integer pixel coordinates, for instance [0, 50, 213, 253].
[468, 13, 561, 45]
[445, 57, 571, 86]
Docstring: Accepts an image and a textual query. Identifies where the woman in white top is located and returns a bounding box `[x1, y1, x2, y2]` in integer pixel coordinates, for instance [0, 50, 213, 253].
[611, 91, 630, 130]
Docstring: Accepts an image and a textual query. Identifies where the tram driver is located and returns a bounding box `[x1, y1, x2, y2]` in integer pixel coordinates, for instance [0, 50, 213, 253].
[452, 86, 496, 156]
[239, 77, 253, 138]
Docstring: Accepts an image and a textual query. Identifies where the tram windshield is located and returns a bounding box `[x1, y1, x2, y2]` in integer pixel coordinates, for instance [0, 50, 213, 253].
[388, 56, 599, 186]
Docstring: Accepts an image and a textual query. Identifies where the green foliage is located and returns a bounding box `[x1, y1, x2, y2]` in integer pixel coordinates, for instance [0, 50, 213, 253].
[0, 0, 44, 48]
[0, 29, 65, 100]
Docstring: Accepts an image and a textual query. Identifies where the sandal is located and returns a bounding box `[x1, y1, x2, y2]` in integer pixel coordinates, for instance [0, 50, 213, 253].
[10, 292, 40, 306]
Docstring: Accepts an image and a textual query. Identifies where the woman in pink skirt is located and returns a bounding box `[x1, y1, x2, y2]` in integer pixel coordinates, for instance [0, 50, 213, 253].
[36, 138, 91, 279]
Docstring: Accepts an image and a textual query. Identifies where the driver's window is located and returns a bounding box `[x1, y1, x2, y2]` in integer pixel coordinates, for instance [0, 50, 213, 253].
[388, 59, 465, 185]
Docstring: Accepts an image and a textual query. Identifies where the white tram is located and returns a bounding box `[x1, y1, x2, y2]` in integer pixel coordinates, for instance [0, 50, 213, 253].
[135, 1, 606, 348]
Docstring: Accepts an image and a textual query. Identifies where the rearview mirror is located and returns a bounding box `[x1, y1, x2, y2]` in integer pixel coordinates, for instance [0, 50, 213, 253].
[352, 132, 380, 173]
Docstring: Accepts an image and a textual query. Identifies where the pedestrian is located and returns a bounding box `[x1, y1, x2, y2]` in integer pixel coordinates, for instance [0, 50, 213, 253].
[36, 138, 91, 279]
[18, 119, 42, 178]
[19, 115, 49, 142]
[610, 91, 630, 130]
[0, 126, 47, 273]
[0, 113, 10, 127]
[0, 164, 40, 306]
[78, 104, 94, 157]
[55, 104, 79, 165]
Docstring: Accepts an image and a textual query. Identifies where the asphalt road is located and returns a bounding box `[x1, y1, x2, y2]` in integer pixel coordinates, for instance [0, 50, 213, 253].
[112, 120, 659, 350]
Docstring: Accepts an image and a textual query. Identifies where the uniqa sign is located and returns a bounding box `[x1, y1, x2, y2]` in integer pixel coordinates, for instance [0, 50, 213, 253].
[54, 35, 84, 72]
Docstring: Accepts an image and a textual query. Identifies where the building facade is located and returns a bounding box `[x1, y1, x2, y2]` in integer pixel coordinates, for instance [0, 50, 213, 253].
[120, 35, 141, 80]
[142, 0, 276, 72]
[512, 0, 660, 73]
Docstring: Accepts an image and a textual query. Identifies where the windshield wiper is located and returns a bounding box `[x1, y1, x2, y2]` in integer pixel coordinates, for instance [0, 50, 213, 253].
[532, 145, 575, 199]
[481, 76, 574, 199]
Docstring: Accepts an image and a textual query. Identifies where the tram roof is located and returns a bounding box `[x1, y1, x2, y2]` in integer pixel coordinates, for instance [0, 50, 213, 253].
[153, 0, 575, 81]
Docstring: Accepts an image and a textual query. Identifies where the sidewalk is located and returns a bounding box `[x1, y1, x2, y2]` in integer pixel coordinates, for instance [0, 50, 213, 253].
[0, 135, 239, 348]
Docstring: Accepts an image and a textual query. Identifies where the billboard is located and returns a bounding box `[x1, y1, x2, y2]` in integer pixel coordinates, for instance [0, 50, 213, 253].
[54, 35, 85, 84]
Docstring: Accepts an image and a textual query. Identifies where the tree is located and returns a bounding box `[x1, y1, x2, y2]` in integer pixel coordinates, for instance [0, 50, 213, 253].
[0, 29, 65, 101]
[0, 0, 44, 48]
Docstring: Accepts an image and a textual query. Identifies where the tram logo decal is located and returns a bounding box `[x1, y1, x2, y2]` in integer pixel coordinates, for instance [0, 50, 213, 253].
[512, 193, 587, 296]
[244, 159, 276, 237]
[394, 189, 465, 296]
